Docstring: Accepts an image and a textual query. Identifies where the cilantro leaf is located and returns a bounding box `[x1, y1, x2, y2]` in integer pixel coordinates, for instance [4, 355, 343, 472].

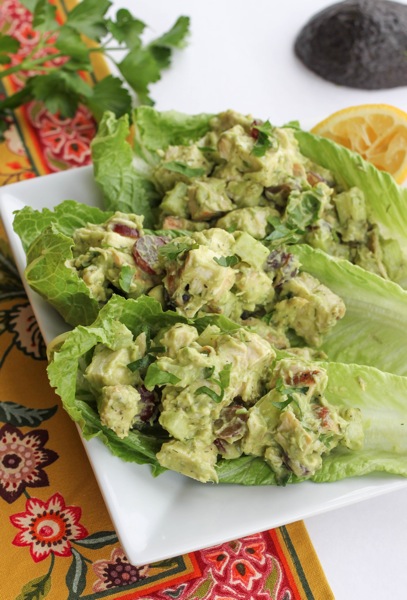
[203, 366, 215, 379]
[285, 190, 322, 230]
[272, 377, 309, 411]
[56, 25, 91, 64]
[0, 85, 34, 111]
[86, 75, 132, 121]
[107, 9, 145, 48]
[118, 46, 161, 106]
[159, 240, 199, 260]
[65, 0, 111, 41]
[149, 16, 190, 69]
[117, 16, 190, 106]
[144, 363, 181, 388]
[219, 363, 232, 389]
[265, 216, 304, 246]
[0, 35, 20, 58]
[272, 398, 296, 410]
[149, 16, 190, 50]
[275, 377, 308, 396]
[251, 121, 278, 157]
[197, 363, 232, 403]
[163, 161, 206, 178]
[32, 0, 57, 32]
[30, 71, 92, 117]
[213, 255, 239, 267]
[0, 2, 190, 133]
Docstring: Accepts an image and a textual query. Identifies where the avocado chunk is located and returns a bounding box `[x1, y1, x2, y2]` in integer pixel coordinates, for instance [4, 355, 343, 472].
[294, 0, 407, 89]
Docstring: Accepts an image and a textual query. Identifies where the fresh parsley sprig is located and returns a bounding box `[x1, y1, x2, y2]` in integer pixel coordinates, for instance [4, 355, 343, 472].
[0, 0, 190, 137]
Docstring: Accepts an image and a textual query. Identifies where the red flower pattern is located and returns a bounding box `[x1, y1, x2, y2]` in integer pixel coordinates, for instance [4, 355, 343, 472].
[29, 104, 96, 170]
[0, 424, 58, 503]
[154, 533, 294, 600]
[10, 492, 88, 562]
[0, 0, 96, 172]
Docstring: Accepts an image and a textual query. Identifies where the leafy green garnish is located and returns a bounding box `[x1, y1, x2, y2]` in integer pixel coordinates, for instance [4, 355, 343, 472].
[159, 240, 199, 260]
[127, 354, 155, 373]
[251, 121, 278, 157]
[265, 216, 304, 246]
[0, 35, 19, 64]
[213, 255, 240, 267]
[196, 363, 232, 403]
[162, 161, 206, 178]
[0, 0, 190, 139]
[272, 377, 308, 411]
[144, 363, 181, 388]
[272, 397, 297, 410]
[203, 366, 215, 379]
[285, 190, 322, 230]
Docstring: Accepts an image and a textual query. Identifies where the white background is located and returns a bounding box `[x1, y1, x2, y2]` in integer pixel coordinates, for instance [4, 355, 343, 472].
[108, 1, 407, 597]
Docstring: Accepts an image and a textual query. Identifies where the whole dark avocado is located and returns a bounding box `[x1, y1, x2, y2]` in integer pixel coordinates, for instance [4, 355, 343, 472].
[294, 0, 407, 89]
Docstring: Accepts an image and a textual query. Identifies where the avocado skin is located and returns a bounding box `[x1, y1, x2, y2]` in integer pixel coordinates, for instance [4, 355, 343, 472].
[294, 0, 407, 89]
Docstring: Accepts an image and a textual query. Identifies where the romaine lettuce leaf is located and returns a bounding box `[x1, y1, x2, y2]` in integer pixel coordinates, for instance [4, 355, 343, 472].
[47, 294, 407, 485]
[13, 199, 194, 326]
[13, 200, 112, 253]
[292, 244, 407, 377]
[90, 111, 160, 227]
[295, 128, 407, 287]
[90, 108, 213, 224]
[12, 200, 113, 326]
[218, 360, 407, 485]
[25, 223, 100, 326]
[14, 199, 407, 373]
[133, 105, 213, 160]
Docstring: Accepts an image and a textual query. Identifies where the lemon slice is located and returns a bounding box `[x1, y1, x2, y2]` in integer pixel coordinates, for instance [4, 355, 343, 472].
[311, 104, 407, 184]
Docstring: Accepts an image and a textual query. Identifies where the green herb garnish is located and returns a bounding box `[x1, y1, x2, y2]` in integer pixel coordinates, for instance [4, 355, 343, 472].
[0, 0, 190, 139]
[251, 121, 278, 157]
[265, 216, 304, 246]
[272, 377, 308, 411]
[144, 362, 181, 388]
[213, 255, 240, 267]
[159, 240, 199, 260]
[196, 363, 232, 403]
[127, 354, 155, 373]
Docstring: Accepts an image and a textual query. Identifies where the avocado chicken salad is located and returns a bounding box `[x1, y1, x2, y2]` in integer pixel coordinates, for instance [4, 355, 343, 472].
[13, 107, 407, 485]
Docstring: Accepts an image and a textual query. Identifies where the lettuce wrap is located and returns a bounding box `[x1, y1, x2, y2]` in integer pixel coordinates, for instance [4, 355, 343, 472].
[13, 200, 407, 376]
[90, 107, 407, 288]
[47, 294, 407, 485]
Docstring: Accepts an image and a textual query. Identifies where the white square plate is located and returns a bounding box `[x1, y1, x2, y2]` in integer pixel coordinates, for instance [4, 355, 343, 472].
[2, 166, 406, 566]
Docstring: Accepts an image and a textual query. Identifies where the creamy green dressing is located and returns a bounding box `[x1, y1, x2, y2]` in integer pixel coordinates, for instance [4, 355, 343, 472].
[84, 321, 364, 483]
[153, 109, 406, 282]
